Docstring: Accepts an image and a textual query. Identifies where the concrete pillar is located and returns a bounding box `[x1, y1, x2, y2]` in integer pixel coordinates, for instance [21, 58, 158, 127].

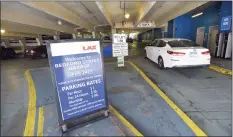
[151, 29, 155, 40]
[76, 32, 80, 38]
[92, 31, 96, 38]
[111, 28, 116, 34]
[53, 35, 60, 40]
[72, 33, 77, 39]
[36, 35, 43, 45]
[111, 28, 117, 39]
[53, 31, 60, 40]
[19, 38, 26, 56]
[3, 40, 10, 48]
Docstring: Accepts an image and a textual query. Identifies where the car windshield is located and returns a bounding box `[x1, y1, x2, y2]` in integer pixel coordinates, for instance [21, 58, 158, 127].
[168, 40, 200, 47]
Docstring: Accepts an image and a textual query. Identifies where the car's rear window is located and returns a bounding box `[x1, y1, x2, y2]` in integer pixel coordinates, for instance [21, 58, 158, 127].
[168, 40, 199, 47]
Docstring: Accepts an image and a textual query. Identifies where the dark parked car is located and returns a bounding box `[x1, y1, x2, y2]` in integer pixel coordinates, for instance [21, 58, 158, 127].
[102, 36, 110, 40]
[101, 36, 112, 43]
[126, 37, 133, 43]
[26, 45, 48, 59]
[1, 46, 16, 60]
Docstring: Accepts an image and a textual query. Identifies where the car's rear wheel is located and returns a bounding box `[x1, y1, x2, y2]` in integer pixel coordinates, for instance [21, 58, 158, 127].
[158, 57, 164, 69]
[40, 53, 46, 59]
[144, 50, 147, 59]
[202, 65, 210, 68]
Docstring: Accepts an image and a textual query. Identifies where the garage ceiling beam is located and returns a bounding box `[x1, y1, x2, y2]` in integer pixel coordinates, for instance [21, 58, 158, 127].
[136, 1, 157, 25]
[1, 4, 74, 34]
[95, 2, 113, 26]
[156, 1, 207, 26]
[20, 2, 93, 31]
[1, 31, 38, 38]
[1, 20, 56, 36]
[1, 36, 21, 40]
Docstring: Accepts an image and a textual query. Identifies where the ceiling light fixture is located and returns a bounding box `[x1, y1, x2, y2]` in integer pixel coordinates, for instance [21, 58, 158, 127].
[57, 20, 62, 25]
[1, 29, 5, 33]
[122, 30, 124, 33]
[125, 13, 130, 19]
[192, 12, 203, 18]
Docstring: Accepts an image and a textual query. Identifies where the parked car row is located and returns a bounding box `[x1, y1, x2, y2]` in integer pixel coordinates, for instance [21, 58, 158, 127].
[25, 45, 48, 59]
[126, 37, 133, 43]
[1, 46, 16, 60]
[1, 45, 48, 60]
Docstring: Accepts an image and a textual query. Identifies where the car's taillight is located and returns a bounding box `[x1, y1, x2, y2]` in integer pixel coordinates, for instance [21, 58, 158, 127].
[167, 50, 185, 56]
[201, 50, 210, 55]
[30, 50, 35, 54]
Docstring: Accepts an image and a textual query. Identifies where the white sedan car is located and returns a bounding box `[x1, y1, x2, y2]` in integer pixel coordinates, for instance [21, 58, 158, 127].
[145, 38, 211, 69]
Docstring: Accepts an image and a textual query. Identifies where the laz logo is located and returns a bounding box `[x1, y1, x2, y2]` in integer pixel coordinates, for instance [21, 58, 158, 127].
[83, 45, 96, 51]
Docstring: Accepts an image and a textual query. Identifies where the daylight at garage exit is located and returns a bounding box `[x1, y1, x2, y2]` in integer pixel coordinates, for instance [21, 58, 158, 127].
[1, 1, 232, 136]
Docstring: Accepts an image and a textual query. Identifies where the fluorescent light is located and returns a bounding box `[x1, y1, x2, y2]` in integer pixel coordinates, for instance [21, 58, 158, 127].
[1, 29, 5, 33]
[122, 30, 124, 33]
[57, 20, 62, 25]
[192, 12, 203, 18]
[125, 13, 130, 19]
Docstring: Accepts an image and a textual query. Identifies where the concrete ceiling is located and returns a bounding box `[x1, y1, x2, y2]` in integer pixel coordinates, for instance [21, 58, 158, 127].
[102, 1, 146, 23]
[1, 1, 208, 40]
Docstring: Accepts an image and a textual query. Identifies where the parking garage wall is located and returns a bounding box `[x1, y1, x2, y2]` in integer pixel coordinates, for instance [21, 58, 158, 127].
[173, 14, 192, 40]
[219, 1, 232, 33]
[173, 2, 222, 48]
[167, 20, 174, 38]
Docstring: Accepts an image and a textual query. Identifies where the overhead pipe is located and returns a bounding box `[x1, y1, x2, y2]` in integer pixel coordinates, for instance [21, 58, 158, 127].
[94, 24, 111, 31]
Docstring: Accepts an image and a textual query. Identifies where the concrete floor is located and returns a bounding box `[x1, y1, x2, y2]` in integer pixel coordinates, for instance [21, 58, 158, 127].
[1, 58, 49, 136]
[113, 42, 232, 135]
[132, 56, 232, 136]
[211, 57, 232, 70]
[29, 68, 128, 136]
[105, 63, 195, 136]
[13, 60, 197, 136]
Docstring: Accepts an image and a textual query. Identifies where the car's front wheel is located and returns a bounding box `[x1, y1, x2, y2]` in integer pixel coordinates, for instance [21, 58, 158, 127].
[158, 57, 164, 69]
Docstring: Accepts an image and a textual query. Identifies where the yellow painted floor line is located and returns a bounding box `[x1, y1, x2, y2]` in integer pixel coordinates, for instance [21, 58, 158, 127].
[37, 107, 44, 136]
[24, 70, 37, 136]
[129, 61, 207, 136]
[109, 105, 143, 136]
[209, 65, 232, 76]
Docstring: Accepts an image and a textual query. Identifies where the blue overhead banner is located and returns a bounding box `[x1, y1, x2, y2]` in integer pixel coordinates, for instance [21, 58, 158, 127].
[49, 41, 107, 121]
[220, 16, 232, 31]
